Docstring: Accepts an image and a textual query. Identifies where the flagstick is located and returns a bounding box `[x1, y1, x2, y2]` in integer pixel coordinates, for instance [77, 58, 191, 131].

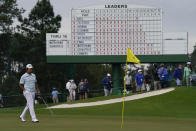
[121, 60, 128, 128]
[121, 48, 141, 128]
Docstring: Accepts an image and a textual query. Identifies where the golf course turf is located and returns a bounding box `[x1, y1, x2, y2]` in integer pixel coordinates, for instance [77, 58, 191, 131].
[0, 86, 196, 131]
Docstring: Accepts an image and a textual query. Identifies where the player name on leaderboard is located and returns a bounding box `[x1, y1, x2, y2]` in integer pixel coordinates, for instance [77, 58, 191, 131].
[71, 5, 162, 56]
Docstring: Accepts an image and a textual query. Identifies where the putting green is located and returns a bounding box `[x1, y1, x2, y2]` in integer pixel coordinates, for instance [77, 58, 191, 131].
[0, 114, 196, 131]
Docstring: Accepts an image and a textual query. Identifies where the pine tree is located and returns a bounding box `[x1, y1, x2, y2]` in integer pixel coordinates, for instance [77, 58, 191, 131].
[19, 0, 62, 93]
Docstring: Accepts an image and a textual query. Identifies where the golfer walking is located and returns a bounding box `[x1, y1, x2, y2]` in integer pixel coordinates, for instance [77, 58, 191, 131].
[19, 64, 40, 123]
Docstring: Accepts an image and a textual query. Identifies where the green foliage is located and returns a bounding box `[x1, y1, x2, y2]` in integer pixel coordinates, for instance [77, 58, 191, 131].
[75, 64, 112, 90]
[20, 0, 61, 37]
[0, 0, 24, 83]
[0, 75, 25, 107]
[0, 0, 24, 33]
[17, 0, 62, 93]
[0, 33, 11, 76]
[0, 76, 20, 95]
[191, 49, 196, 71]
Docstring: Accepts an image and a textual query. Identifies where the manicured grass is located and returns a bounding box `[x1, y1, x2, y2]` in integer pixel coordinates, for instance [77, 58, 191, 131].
[0, 114, 196, 131]
[0, 87, 196, 131]
[49, 87, 196, 118]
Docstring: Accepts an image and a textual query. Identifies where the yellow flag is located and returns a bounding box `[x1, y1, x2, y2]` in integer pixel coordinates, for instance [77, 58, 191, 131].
[121, 48, 141, 128]
[126, 48, 141, 65]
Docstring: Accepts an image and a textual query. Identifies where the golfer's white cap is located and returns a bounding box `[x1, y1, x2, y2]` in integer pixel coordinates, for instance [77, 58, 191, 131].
[138, 69, 142, 72]
[187, 62, 191, 65]
[107, 73, 111, 77]
[26, 64, 33, 69]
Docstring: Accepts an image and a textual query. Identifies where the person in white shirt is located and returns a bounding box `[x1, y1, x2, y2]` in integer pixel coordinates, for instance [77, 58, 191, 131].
[19, 64, 40, 123]
[124, 71, 133, 94]
[184, 62, 192, 87]
[66, 80, 77, 101]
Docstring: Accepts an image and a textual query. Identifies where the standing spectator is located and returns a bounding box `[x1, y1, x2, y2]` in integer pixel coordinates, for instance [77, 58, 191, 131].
[158, 64, 168, 88]
[135, 69, 144, 92]
[78, 79, 85, 100]
[102, 73, 112, 96]
[66, 80, 71, 90]
[174, 64, 183, 87]
[0, 93, 3, 108]
[51, 88, 59, 103]
[68, 80, 77, 101]
[124, 71, 133, 94]
[144, 71, 152, 91]
[66, 80, 71, 101]
[152, 64, 160, 90]
[84, 78, 89, 99]
[184, 62, 192, 87]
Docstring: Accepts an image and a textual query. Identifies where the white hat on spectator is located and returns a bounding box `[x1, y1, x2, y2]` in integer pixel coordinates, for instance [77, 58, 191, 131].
[107, 73, 111, 77]
[26, 64, 33, 69]
[138, 69, 142, 72]
[187, 62, 191, 65]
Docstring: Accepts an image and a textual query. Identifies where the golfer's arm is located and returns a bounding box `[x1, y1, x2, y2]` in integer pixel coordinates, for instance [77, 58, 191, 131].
[19, 84, 25, 91]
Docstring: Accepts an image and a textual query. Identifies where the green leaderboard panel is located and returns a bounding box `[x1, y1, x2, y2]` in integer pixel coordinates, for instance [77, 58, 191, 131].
[47, 54, 188, 64]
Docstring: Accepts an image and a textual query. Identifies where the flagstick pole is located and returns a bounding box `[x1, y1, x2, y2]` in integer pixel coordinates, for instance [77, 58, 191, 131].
[121, 60, 128, 128]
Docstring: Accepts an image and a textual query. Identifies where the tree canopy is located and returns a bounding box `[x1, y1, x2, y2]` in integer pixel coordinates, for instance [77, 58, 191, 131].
[0, 0, 24, 33]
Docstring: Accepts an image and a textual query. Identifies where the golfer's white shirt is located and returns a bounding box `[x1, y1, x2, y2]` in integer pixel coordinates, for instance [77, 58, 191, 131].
[20, 73, 37, 120]
[20, 73, 37, 92]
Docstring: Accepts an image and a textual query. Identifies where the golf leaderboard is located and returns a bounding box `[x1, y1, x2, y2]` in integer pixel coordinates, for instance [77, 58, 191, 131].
[46, 4, 188, 63]
[71, 5, 162, 55]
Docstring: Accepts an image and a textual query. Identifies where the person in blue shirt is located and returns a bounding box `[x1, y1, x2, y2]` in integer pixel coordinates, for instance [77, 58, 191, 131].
[135, 69, 144, 92]
[84, 78, 89, 99]
[0, 93, 3, 108]
[78, 79, 85, 100]
[174, 64, 183, 86]
[102, 73, 112, 96]
[158, 64, 168, 88]
[51, 88, 59, 103]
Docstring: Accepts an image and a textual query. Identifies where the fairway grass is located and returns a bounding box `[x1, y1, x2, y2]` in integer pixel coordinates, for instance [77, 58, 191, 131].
[0, 114, 196, 131]
[0, 87, 196, 131]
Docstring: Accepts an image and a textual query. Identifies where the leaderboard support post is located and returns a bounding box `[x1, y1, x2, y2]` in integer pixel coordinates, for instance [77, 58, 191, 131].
[63, 64, 75, 102]
[66, 64, 75, 80]
[112, 63, 122, 95]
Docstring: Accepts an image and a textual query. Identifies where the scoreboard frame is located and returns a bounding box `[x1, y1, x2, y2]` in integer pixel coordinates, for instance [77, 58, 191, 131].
[47, 55, 188, 63]
[46, 5, 188, 63]
[71, 7, 163, 56]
